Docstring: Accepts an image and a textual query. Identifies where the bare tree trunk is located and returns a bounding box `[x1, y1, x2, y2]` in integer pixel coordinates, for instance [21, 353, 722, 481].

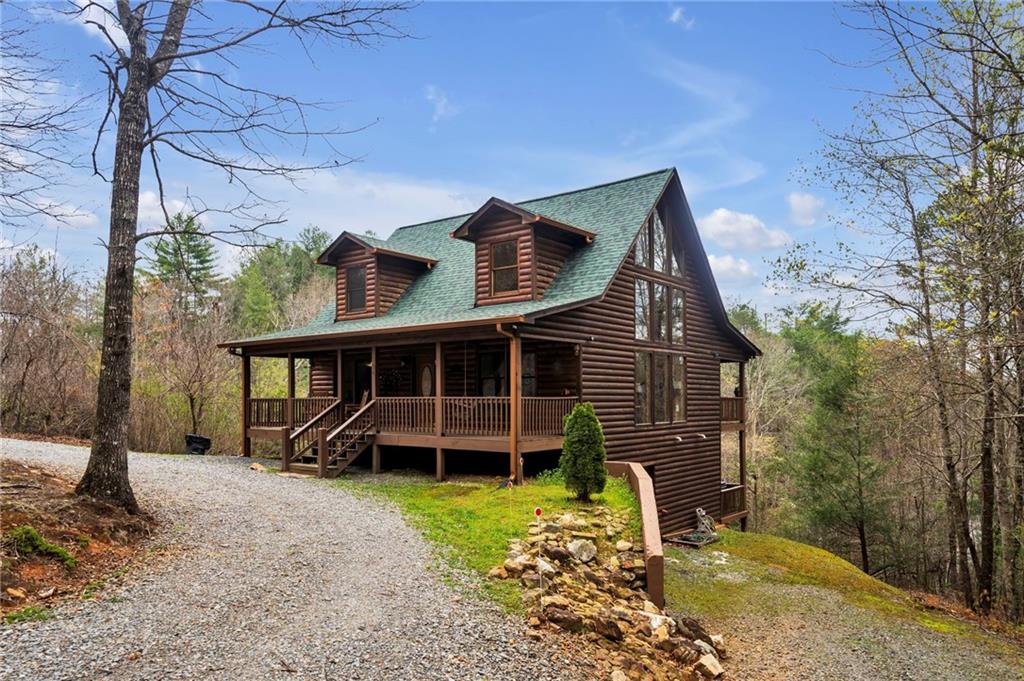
[75, 19, 149, 512]
[978, 292, 996, 613]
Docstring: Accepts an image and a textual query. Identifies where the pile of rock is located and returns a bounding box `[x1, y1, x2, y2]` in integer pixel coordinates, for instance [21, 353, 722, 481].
[489, 508, 725, 680]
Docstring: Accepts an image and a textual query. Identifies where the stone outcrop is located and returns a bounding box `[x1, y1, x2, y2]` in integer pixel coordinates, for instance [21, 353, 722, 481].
[491, 507, 726, 680]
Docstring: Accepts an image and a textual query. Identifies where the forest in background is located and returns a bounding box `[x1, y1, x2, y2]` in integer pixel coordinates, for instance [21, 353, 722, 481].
[1, 1, 1021, 623]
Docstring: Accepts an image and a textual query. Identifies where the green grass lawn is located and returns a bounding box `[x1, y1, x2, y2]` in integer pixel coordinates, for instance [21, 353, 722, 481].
[666, 529, 1022, 643]
[331, 471, 639, 610]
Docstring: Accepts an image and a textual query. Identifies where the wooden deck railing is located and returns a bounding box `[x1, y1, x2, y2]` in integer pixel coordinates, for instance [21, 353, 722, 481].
[250, 398, 287, 427]
[720, 483, 746, 518]
[521, 396, 577, 437]
[252, 395, 577, 438]
[294, 397, 337, 426]
[720, 396, 745, 422]
[442, 397, 510, 436]
[290, 399, 343, 459]
[377, 397, 434, 434]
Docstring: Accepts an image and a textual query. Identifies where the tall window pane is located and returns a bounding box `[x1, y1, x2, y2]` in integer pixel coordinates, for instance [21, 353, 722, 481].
[635, 221, 650, 269]
[653, 353, 669, 423]
[670, 230, 683, 278]
[634, 352, 650, 424]
[346, 266, 366, 312]
[652, 212, 667, 273]
[635, 279, 650, 340]
[671, 287, 685, 345]
[491, 240, 518, 294]
[672, 355, 685, 422]
[652, 283, 668, 343]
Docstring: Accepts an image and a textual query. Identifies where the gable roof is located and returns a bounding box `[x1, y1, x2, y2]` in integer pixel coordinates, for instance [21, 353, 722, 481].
[451, 197, 595, 243]
[225, 168, 757, 357]
[317, 231, 438, 267]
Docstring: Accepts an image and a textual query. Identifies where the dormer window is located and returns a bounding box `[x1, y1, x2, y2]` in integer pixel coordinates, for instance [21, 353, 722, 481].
[452, 197, 594, 307]
[490, 240, 518, 295]
[346, 266, 366, 312]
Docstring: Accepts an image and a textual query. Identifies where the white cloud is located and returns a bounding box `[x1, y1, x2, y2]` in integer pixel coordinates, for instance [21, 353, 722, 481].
[53, 1, 128, 49]
[787, 191, 825, 227]
[137, 190, 187, 228]
[668, 7, 695, 30]
[708, 254, 758, 283]
[697, 208, 791, 251]
[424, 84, 460, 125]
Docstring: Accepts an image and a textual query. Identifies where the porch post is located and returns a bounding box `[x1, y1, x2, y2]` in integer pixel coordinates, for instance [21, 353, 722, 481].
[509, 333, 522, 484]
[372, 442, 381, 474]
[286, 353, 295, 429]
[241, 353, 251, 457]
[281, 427, 292, 472]
[335, 348, 342, 400]
[370, 345, 378, 399]
[435, 341, 445, 480]
[738, 361, 748, 531]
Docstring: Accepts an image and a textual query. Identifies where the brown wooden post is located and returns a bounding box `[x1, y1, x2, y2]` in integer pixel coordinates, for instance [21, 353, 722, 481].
[372, 442, 381, 474]
[281, 427, 292, 472]
[286, 353, 295, 429]
[335, 348, 342, 400]
[434, 341, 445, 481]
[738, 361, 748, 531]
[370, 345, 378, 399]
[241, 353, 251, 457]
[509, 333, 522, 484]
[434, 342, 443, 436]
[317, 427, 328, 478]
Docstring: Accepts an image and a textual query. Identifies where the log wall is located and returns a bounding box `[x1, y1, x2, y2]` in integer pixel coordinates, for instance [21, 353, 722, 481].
[529, 192, 747, 535]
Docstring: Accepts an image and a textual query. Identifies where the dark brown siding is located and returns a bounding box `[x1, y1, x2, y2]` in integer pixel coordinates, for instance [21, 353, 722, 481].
[309, 353, 336, 396]
[474, 216, 534, 306]
[533, 231, 574, 300]
[529, 194, 745, 535]
[377, 255, 422, 315]
[335, 248, 376, 321]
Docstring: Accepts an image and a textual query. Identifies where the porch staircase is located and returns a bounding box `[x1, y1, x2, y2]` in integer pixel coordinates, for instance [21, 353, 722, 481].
[286, 399, 376, 478]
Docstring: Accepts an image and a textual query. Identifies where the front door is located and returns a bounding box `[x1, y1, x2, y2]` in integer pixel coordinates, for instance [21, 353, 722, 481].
[342, 351, 373, 405]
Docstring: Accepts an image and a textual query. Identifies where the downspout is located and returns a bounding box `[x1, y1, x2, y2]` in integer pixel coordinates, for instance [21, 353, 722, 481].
[496, 323, 521, 483]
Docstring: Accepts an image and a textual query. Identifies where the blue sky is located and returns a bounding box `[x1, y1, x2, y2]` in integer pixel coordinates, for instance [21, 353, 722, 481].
[8, 2, 887, 312]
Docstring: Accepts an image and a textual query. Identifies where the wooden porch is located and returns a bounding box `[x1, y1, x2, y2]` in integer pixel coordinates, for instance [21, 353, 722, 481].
[240, 335, 581, 481]
[718, 361, 749, 526]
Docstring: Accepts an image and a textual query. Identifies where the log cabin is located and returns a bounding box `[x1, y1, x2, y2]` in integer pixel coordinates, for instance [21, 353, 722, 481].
[222, 168, 760, 535]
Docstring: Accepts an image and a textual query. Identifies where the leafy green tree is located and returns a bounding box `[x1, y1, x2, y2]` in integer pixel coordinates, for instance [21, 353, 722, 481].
[782, 304, 889, 574]
[145, 213, 220, 313]
[559, 402, 607, 501]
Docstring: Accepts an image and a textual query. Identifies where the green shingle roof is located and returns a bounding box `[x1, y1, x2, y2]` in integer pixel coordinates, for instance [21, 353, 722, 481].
[229, 168, 674, 346]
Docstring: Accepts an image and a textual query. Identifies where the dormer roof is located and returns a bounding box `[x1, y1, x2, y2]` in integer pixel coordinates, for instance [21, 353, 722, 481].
[450, 197, 595, 243]
[317, 231, 437, 268]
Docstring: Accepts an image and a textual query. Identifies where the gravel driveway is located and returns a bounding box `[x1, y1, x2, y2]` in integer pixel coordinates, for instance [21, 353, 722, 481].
[0, 439, 587, 681]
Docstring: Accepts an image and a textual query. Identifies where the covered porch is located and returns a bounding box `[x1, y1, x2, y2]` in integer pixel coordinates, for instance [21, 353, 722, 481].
[240, 334, 580, 481]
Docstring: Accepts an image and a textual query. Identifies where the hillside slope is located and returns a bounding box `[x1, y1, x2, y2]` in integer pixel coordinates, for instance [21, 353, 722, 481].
[664, 530, 1023, 681]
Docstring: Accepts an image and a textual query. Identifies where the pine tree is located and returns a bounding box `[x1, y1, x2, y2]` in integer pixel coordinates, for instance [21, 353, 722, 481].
[559, 402, 607, 501]
[782, 304, 888, 574]
[147, 213, 220, 314]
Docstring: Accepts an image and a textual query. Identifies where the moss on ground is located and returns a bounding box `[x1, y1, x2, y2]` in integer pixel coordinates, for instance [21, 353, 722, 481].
[4, 525, 77, 569]
[666, 529, 1020, 651]
[4, 605, 52, 624]
[331, 472, 639, 611]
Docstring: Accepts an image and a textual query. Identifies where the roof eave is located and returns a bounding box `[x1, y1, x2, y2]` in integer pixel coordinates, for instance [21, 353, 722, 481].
[220, 314, 530, 351]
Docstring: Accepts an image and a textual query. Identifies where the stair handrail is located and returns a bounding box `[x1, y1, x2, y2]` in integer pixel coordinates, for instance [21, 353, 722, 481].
[290, 398, 342, 442]
[326, 399, 376, 442]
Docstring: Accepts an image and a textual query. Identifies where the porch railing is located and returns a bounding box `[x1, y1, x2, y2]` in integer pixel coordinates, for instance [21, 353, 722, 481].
[720, 396, 745, 422]
[377, 396, 435, 434]
[442, 397, 510, 436]
[249, 395, 577, 438]
[720, 483, 746, 518]
[522, 396, 577, 437]
[250, 398, 287, 427]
